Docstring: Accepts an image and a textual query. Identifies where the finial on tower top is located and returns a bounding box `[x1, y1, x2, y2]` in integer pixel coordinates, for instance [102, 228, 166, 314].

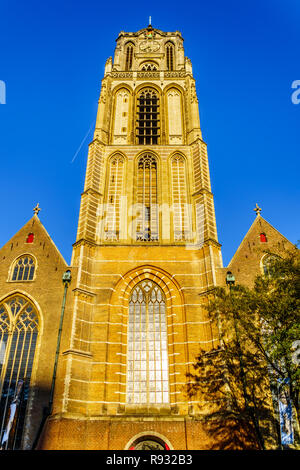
[149, 16, 152, 26]
[33, 203, 41, 216]
[253, 203, 262, 217]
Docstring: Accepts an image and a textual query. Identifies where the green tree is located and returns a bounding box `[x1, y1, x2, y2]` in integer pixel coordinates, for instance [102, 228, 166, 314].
[187, 246, 300, 450]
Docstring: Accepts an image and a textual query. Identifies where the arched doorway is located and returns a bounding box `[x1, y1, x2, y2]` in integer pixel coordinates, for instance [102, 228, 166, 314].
[126, 432, 172, 450]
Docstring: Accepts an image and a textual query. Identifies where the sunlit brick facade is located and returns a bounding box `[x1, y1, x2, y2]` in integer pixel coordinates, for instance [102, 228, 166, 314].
[39, 24, 223, 450]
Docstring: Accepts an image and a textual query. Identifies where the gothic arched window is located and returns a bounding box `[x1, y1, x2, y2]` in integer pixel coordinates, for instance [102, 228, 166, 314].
[11, 256, 35, 282]
[104, 155, 125, 241]
[0, 295, 39, 449]
[136, 154, 158, 242]
[136, 89, 160, 145]
[166, 42, 175, 71]
[261, 254, 279, 276]
[126, 280, 169, 405]
[171, 155, 190, 241]
[125, 43, 134, 71]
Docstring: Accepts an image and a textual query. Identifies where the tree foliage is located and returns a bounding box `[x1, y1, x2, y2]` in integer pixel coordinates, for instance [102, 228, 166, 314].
[187, 246, 300, 449]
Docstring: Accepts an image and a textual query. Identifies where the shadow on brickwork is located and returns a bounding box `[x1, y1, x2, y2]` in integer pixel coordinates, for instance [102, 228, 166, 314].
[186, 348, 280, 450]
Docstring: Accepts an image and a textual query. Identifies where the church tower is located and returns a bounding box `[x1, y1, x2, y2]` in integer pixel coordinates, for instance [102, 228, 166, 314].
[40, 24, 224, 450]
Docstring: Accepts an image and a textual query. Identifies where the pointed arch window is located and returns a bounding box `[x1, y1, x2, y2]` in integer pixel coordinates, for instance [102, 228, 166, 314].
[104, 155, 125, 241]
[171, 155, 190, 241]
[125, 43, 134, 71]
[126, 280, 169, 405]
[166, 42, 175, 71]
[262, 254, 279, 276]
[11, 256, 35, 282]
[136, 155, 158, 242]
[0, 295, 39, 449]
[136, 89, 160, 145]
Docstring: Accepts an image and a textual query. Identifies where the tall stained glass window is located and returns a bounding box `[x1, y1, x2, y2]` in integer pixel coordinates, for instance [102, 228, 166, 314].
[0, 296, 39, 449]
[126, 280, 169, 405]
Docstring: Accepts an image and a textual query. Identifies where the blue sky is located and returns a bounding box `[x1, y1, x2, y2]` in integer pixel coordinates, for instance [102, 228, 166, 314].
[0, 0, 299, 265]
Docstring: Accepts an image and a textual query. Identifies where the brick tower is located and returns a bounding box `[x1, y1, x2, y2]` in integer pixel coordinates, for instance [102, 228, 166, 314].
[39, 24, 224, 450]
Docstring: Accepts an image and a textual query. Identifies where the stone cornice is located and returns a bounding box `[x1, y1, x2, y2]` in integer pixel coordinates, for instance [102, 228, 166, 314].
[72, 287, 96, 298]
[109, 71, 187, 79]
[62, 349, 93, 359]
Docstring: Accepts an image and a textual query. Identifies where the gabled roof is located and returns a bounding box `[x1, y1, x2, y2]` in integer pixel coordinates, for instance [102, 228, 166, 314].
[0, 214, 68, 266]
[227, 215, 294, 267]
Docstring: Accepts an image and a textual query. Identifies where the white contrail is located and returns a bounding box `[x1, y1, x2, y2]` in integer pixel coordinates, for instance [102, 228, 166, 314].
[70, 120, 95, 163]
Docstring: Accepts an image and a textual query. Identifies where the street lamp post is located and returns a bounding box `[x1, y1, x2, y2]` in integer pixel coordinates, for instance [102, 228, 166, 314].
[32, 269, 72, 449]
[48, 270, 72, 415]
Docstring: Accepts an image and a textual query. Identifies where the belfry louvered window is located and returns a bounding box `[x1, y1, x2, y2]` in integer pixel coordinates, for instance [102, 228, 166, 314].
[0, 295, 39, 449]
[125, 43, 134, 71]
[126, 280, 169, 405]
[136, 155, 158, 242]
[104, 155, 124, 241]
[166, 43, 174, 71]
[171, 155, 190, 241]
[136, 89, 160, 145]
